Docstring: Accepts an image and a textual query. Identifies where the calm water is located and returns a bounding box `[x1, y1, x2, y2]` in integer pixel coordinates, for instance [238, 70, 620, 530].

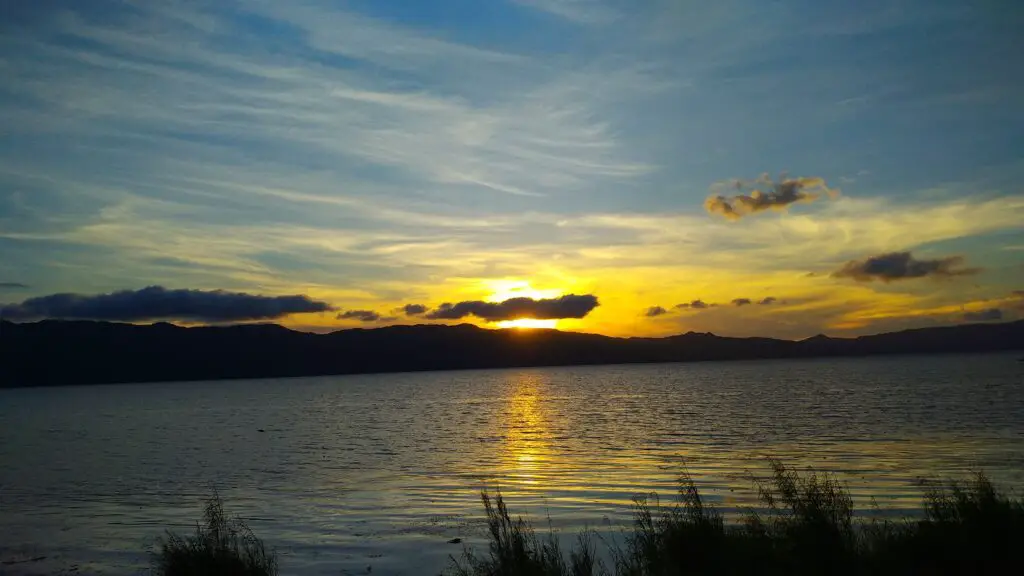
[2, 354, 1023, 575]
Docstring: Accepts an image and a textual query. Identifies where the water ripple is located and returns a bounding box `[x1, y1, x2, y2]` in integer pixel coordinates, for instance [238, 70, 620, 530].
[1, 353, 1023, 575]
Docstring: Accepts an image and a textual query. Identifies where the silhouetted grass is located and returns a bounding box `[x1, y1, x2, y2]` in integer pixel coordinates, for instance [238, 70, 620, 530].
[448, 490, 599, 576]
[451, 459, 1024, 576]
[153, 491, 277, 576]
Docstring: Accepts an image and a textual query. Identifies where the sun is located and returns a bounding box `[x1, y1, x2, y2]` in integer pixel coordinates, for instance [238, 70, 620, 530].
[496, 318, 558, 330]
[485, 280, 561, 303]
[484, 280, 563, 330]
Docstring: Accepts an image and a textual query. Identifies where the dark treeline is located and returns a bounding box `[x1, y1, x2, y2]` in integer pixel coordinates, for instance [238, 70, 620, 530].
[2, 319, 1022, 387]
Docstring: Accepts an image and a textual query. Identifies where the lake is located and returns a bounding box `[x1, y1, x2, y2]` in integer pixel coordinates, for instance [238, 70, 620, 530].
[2, 353, 1023, 575]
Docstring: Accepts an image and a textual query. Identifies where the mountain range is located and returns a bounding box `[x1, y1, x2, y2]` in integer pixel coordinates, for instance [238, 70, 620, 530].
[1, 319, 1022, 387]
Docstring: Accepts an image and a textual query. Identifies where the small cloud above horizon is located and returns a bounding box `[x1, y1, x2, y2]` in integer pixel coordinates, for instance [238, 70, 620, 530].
[0, 282, 29, 289]
[705, 175, 838, 220]
[338, 310, 383, 323]
[401, 304, 429, 316]
[963, 308, 1002, 322]
[645, 305, 668, 317]
[665, 296, 779, 315]
[833, 252, 980, 282]
[677, 299, 713, 310]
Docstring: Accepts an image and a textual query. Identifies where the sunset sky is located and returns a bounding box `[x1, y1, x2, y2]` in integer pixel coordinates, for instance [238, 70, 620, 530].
[1, 0, 1022, 338]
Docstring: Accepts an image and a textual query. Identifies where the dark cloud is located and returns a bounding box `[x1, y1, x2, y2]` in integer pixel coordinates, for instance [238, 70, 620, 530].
[676, 299, 710, 310]
[0, 286, 333, 322]
[402, 304, 428, 316]
[759, 297, 777, 305]
[963, 308, 1003, 322]
[425, 294, 599, 322]
[705, 175, 837, 220]
[832, 252, 980, 282]
[0, 282, 29, 289]
[338, 310, 381, 323]
[1013, 291, 1024, 297]
[645, 306, 668, 317]
[731, 298, 752, 307]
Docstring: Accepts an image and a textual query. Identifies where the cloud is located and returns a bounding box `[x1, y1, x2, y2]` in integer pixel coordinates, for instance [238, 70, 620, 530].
[338, 310, 382, 323]
[0, 282, 29, 289]
[645, 305, 667, 317]
[705, 175, 838, 220]
[832, 252, 980, 282]
[678, 297, 775, 310]
[963, 308, 1002, 322]
[0, 286, 333, 322]
[511, 0, 620, 24]
[426, 294, 599, 321]
[402, 304, 429, 316]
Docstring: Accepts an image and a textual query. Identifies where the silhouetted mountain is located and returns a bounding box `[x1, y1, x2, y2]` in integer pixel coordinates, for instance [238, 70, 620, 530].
[1, 319, 1022, 387]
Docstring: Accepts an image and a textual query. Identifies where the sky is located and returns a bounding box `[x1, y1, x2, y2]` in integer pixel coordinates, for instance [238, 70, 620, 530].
[1, 0, 1022, 339]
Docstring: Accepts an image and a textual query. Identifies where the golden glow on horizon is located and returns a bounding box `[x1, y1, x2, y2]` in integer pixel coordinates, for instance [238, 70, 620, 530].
[279, 261, 1018, 339]
[496, 318, 559, 329]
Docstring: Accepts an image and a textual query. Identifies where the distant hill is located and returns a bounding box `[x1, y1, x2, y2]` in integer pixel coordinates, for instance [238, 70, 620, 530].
[1, 319, 1022, 387]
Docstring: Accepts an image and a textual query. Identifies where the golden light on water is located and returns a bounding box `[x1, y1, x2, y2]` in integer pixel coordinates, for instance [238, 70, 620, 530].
[496, 318, 558, 329]
[501, 373, 552, 486]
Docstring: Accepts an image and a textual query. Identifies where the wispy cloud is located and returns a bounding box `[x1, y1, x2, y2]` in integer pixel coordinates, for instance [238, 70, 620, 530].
[511, 0, 621, 24]
[0, 0, 651, 218]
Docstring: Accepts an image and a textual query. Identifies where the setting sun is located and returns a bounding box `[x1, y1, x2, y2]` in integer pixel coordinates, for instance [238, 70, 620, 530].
[496, 318, 558, 330]
[485, 280, 562, 303]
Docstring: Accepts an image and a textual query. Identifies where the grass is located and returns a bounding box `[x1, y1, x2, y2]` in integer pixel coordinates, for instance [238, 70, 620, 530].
[448, 490, 604, 576]
[153, 491, 277, 576]
[151, 462, 1023, 575]
[450, 459, 1024, 576]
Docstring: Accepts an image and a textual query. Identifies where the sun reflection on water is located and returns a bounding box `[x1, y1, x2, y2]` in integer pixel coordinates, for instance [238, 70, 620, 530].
[500, 373, 554, 488]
